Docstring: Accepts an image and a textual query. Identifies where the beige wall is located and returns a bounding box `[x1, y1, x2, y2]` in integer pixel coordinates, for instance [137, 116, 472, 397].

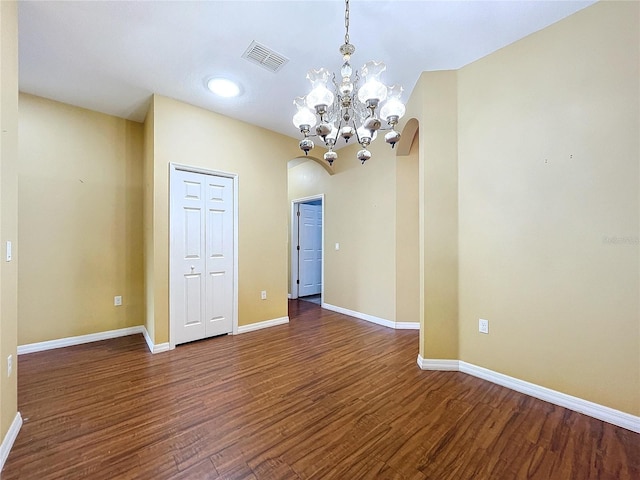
[288, 140, 399, 322]
[143, 100, 155, 342]
[457, 1, 639, 414]
[18, 94, 144, 344]
[400, 71, 460, 359]
[418, 72, 460, 360]
[146, 95, 301, 344]
[0, 0, 19, 446]
[395, 135, 419, 324]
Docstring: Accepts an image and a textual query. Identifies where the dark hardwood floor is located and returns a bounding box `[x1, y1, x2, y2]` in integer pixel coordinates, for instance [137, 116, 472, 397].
[3, 300, 639, 479]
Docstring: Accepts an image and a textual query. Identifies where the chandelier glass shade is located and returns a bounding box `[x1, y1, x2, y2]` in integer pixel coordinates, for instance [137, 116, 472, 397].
[292, 0, 405, 165]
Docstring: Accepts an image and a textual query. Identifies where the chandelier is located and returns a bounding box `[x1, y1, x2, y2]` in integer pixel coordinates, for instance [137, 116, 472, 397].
[292, 0, 406, 166]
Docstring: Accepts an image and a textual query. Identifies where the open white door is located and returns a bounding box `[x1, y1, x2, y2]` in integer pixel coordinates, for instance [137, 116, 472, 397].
[298, 203, 322, 297]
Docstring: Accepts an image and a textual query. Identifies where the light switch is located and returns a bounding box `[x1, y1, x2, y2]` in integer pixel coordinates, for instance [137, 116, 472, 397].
[6, 241, 11, 262]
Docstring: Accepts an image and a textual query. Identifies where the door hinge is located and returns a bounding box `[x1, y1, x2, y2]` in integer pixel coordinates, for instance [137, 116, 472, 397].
[297, 245, 300, 251]
[297, 211, 300, 217]
[296, 279, 300, 284]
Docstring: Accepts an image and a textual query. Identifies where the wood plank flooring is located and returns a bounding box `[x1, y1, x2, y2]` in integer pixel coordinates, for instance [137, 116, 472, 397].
[3, 300, 639, 479]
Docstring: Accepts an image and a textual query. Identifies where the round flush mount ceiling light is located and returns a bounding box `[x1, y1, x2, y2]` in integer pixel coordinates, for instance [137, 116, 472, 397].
[206, 77, 241, 98]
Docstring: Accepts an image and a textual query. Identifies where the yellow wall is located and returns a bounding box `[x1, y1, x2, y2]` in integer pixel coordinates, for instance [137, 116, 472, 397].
[143, 100, 155, 342]
[0, 0, 19, 446]
[407, 71, 460, 360]
[423, 72, 460, 360]
[395, 135, 419, 324]
[18, 94, 144, 344]
[147, 95, 301, 344]
[457, 1, 639, 414]
[288, 140, 399, 322]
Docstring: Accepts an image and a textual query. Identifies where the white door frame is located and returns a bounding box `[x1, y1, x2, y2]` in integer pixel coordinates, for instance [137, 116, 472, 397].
[290, 194, 324, 300]
[169, 163, 239, 349]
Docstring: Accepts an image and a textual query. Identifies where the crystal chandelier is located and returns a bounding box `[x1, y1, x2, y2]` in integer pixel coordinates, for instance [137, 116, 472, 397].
[292, 0, 406, 166]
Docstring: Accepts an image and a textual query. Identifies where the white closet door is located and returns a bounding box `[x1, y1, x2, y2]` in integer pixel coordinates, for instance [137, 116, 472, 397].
[171, 169, 234, 345]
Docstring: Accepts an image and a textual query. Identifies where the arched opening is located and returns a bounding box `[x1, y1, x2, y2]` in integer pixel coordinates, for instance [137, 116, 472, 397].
[287, 154, 335, 176]
[394, 119, 420, 328]
[287, 158, 332, 305]
[396, 118, 419, 157]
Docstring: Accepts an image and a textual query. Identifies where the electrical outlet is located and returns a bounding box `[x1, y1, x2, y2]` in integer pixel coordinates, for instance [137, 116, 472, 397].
[7, 354, 12, 377]
[261, 290, 267, 300]
[479, 319, 489, 334]
[114, 295, 122, 306]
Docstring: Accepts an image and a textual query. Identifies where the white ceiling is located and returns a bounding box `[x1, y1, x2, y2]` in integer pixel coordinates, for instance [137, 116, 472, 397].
[18, 0, 596, 140]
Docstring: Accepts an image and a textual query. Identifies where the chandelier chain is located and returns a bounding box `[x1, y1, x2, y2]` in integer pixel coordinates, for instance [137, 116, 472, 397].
[344, 0, 350, 46]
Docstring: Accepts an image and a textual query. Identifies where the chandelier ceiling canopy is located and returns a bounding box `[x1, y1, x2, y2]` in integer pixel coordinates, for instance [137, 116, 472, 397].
[292, 0, 406, 166]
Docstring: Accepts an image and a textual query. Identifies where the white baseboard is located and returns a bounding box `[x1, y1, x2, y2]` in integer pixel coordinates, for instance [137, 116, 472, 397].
[395, 322, 420, 330]
[416, 355, 460, 371]
[17, 325, 173, 355]
[236, 316, 289, 334]
[142, 327, 171, 354]
[323, 303, 420, 330]
[418, 356, 640, 433]
[0, 412, 22, 471]
[18, 326, 145, 355]
[287, 293, 292, 299]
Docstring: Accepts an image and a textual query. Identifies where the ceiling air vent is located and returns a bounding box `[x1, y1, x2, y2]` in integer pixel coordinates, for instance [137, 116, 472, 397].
[242, 41, 289, 73]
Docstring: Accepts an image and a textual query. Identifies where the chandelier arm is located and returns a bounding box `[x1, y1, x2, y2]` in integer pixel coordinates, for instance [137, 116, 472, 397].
[352, 117, 361, 144]
[331, 72, 339, 90]
[335, 115, 344, 136]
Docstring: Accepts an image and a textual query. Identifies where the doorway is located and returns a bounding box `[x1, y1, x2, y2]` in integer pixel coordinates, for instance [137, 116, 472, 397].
[290, 195, 324, 303]
[169, 164, 238, 347]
